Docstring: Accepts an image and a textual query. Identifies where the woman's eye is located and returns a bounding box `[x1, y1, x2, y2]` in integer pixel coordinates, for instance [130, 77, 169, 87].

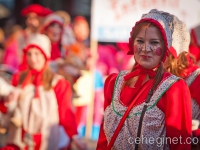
[151, 41, 159, 44]
[137, 40, 144, 43]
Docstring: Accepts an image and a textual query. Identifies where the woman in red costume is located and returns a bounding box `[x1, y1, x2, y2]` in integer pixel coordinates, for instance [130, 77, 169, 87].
[169, 49, 200, 148]
[5, 34, 86, 150]
[41, 13, 64, 61]
[189, 25, 200, 66]
[97, 9, 192, 150]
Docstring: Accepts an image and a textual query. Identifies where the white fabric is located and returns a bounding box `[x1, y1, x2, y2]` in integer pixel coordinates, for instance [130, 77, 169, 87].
[26, 34, 51, 59]
[0, 77, 14, 96]
[7, 75, 67, 150]
[171, 16, 190, 55]
[141, 9, 190, 55]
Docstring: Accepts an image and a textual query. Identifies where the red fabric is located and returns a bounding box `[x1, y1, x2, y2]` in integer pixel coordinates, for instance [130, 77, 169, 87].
[124, 64, 156, 87]
[11, 72, 20, 87]
[0, 144, 20, 150]
[54, 79, 78, 138]
[23, 44, 50, 60]
[97, 72, 192, 150]
[18, 64, 48, 98]
[22, 69, 44, 98]
[191, 29, 198, 47]
[22, 129, 42, 150]
[120, 79, 153, 106]
[75, 106, 87, 126]
[189, 73, 200, 106]
[169, 46, 178, 58]
[11, 73, 78, 141]
[127, 18, 169, 62]
[189, 45, 200, 62]
[0, 100, 7, 114]
[51, 42, 62, 60]
[18, 43, 49, 98]
[193, 129, 200, 137]
[21, 4, 52, 17]
[106, 79, 153, 150]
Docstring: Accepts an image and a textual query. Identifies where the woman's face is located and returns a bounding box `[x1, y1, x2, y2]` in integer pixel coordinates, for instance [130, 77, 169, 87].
[46, 23, 62, 43]
[26, 47, 46, 71]
[133, 25, 165, 69]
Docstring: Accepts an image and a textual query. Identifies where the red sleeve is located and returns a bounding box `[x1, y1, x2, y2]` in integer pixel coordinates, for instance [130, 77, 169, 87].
[189, 74, 200, 106]
[54, 79, 78, 138]
[189, 45, 200, 61]
[157, 79, 192, 150]
[97, 73, 117, 149]
[103, 73, 118, 110]
[11, 72, 20, 86]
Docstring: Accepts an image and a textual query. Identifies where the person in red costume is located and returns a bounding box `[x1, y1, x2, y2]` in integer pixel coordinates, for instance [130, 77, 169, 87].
[3, 34, 86, 150]
[96, 9, 192, 150]
[169, 48, 200, 149]
[189, 25, 200, 66]
[17, 4, 52, 71]
[41, 13, 64, 61]
[164, 18, 200, 149]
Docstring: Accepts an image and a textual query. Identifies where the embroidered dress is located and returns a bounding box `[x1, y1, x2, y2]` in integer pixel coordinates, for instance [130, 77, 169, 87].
[7, 73, 78, 150]
[97, 72, 191, 150]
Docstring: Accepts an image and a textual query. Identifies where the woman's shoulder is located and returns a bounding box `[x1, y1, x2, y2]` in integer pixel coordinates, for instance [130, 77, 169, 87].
[104, 72, 120, 89]
[162, 72, 188, 91]
[105, 73, 118, 83]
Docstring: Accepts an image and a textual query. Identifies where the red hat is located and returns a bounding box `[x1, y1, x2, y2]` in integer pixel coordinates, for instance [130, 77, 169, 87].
[23, 34, 51, 60]
[21, 4, 52, 17]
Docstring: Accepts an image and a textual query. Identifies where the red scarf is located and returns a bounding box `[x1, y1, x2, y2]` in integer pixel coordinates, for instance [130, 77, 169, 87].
[124, 64, 157, 87]
[22, 65, 47, 98]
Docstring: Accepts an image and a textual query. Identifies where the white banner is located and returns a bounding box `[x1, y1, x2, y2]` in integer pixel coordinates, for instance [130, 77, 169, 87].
[91, 0, 200, 42]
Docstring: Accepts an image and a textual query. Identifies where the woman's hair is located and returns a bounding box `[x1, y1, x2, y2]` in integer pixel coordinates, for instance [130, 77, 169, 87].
[19, 66, 54, 91]
[122, 22, 165, 90]
[169, 51, 196, 77]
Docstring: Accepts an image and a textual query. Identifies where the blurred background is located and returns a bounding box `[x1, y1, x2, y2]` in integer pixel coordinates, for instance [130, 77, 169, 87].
[0, 0, 200, 149]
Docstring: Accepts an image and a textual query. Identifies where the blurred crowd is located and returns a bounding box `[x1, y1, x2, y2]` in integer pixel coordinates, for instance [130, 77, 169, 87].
[0, 3, 135, 150]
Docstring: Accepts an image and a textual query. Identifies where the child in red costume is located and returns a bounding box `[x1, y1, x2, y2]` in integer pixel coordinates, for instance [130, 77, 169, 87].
[4, 34, 86, 150]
